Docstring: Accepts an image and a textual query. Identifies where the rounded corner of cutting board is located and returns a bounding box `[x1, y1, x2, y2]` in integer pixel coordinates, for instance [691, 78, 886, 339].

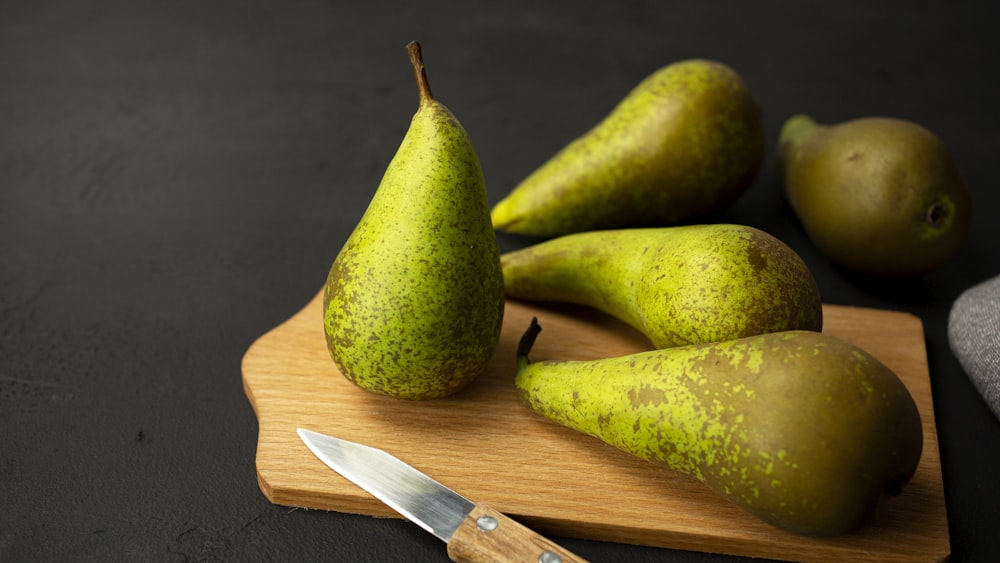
[242, 289, 325, 392]
[822, 303, 926, 336]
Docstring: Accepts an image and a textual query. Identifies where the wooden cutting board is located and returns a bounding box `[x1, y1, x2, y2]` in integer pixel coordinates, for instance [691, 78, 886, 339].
[242, 291, 949, 562]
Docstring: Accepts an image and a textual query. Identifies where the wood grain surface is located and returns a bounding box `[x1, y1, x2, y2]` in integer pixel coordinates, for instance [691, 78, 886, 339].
[242, 291, 949, 562]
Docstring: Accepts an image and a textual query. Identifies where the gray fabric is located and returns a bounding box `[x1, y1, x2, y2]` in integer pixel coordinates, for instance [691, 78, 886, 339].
[949, 274, 1000, 421]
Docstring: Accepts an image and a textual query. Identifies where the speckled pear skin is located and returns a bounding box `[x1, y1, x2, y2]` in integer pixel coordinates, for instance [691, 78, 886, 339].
[491, 59, 765, 237]
[501, 224, 822, 349]
[515, 323, 924, 537]
[778, 115, 972, 277]
[322, 42, 504, 400]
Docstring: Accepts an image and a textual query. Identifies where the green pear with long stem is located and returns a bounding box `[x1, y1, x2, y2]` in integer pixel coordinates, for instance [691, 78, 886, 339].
[778, 114, 972, 276]
[515, 319, 924, 537]
[492, 59, 765, 237]
[501, 224, 822, 349]
[322, 41, 504, 400]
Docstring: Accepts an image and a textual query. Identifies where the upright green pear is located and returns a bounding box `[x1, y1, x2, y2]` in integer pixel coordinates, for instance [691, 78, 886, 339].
[323, 42, 504, 400]
[778, 114, 972, 276]
[501, 224, 822, 349]
[515, 320, 924, 537]
[491, 59, 765, 237]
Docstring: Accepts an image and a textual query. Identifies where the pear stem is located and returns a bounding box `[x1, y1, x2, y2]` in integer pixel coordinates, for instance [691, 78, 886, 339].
[516, 317, 542, 370]
[406, 41, 433, 104]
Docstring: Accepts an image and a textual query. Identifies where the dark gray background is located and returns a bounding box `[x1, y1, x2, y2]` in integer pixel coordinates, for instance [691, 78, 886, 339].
[2, 1, 998, 561]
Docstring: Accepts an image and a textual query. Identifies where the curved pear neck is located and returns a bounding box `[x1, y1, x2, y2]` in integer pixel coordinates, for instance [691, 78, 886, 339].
[406, 41, 435, 108]
[779, 114, 820, 150]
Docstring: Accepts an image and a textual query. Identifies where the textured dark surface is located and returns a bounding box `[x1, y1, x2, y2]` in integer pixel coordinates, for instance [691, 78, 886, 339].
[2, 2, 998, 561]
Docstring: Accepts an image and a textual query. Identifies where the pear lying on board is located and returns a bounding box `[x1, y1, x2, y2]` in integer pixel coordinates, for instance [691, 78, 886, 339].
[778, 114, 972, 277]
[515, 320, 924, 537]
[501, 224, 822, 349]
[323, 42, 504, 400]
[491, 59, 765, 237]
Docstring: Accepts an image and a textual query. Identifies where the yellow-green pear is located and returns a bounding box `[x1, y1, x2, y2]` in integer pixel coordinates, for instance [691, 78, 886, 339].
[515, 320, 924, 537]
[501, 224, 822, 349]
[322, 41, 504, 400]
[778, 114, 972, 276]
[492, 59, 765, 237]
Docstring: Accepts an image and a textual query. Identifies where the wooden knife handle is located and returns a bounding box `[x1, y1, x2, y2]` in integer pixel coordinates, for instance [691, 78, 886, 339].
[446, 504, 588, 563]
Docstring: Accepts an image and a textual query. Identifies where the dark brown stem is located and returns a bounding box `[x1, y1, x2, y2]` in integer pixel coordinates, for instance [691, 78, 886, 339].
[406, 41, 433, 104]
[516, 317, 542, 369]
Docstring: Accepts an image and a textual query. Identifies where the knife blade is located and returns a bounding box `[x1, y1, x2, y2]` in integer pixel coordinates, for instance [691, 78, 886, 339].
[297, 428, 587, 563]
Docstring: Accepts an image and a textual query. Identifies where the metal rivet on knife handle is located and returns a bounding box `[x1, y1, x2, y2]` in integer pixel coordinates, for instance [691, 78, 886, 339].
[446, 505, 588, 563]
[476, 515, 499, 532]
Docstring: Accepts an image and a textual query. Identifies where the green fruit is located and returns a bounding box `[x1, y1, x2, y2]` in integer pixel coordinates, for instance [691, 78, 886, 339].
[515, 320, 923, 537]
[778, 114, 972, 277]
[501, 224, 822, 349]
[491, 59, 765, 237]
[322, 42, 504, 400]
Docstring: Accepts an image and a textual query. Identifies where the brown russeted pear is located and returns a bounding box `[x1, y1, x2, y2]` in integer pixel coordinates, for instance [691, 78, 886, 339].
[515, 320, 924, 537]
[322, 41, 504, 400]
[501, 224, 822, 349]
[778, 114, 972, 276]
[491, 59, 765, 237]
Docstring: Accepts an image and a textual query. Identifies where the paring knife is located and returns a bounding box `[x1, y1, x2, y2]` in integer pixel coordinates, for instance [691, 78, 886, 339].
[297, 428, 588, 563]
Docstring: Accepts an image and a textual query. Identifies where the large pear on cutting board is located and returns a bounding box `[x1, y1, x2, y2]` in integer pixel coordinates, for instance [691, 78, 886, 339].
[515, 321, 924, 537]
